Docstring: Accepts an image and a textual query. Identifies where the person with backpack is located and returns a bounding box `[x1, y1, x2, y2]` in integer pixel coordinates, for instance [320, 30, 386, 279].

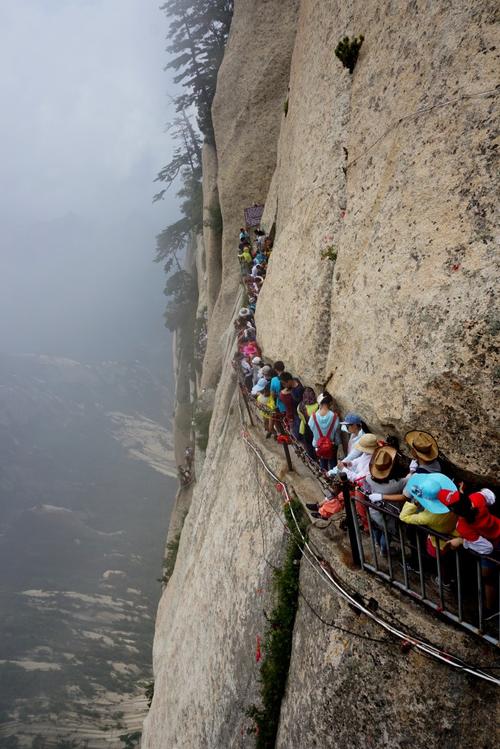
[297, 387, 319, 460]
[270, 361, 287, 416]
[307, 392, 341, 471]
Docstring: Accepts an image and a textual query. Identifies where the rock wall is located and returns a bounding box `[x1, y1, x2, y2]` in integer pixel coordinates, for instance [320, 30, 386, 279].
[201, 0, 300, 389]
[277, 522, 498, 749]
[142, 361, 290, 749]
[256, 0, 499, 479]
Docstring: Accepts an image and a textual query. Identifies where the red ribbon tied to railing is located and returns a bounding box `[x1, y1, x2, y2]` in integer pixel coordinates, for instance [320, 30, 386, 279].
[276, 434, 292, 444]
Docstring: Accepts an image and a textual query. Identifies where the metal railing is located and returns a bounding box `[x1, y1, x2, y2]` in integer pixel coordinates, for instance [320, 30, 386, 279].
[236, 372, 500, 647]
[344, 486, 500, 647]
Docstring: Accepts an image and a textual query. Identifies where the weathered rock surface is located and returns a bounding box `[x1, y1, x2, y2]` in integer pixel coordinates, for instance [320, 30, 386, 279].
[201, 0, 300, 389]
[256, 0, 499, 479]
[277, 524, 499, 749]
[142, 366, 289, 749]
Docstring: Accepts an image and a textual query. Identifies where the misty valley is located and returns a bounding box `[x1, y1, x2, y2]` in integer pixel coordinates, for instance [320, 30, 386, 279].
[0, 353, 175, 747]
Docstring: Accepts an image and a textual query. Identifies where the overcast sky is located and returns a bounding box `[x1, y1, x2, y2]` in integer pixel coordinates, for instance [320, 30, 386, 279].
[0, 0, 179, 362]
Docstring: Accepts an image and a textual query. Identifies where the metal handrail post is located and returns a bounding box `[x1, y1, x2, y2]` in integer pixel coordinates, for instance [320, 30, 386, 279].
[241, 386, 255, 427]
[282, 440, 294, 472]
[340, 472, 361, 567]
[276, 420, 294, 472]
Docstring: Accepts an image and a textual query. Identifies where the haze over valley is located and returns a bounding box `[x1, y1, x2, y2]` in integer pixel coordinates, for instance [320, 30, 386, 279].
[0, 1, 179, 746]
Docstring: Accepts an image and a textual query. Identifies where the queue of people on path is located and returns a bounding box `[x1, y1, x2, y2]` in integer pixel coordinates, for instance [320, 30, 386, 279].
[232, 224, 499, 618]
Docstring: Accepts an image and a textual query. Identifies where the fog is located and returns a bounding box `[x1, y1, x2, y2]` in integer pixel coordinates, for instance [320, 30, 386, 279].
[0, 2, 181, 738]
[0, 0, 177, 363]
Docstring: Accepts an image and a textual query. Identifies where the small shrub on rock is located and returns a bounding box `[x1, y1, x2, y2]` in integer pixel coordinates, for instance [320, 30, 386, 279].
[335, 34, 364, 73]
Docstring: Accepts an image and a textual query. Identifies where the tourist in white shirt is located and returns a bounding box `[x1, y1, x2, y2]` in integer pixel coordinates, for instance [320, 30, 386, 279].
[343, 433, 379, 482]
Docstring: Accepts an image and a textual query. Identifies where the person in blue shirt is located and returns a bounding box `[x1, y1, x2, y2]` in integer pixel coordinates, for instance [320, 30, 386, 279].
[308, 392, 341, 471]
[270, 360, 286, 414]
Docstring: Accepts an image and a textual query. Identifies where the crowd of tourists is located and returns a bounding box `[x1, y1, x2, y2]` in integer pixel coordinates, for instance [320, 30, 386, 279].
[233, 225, 500, 618]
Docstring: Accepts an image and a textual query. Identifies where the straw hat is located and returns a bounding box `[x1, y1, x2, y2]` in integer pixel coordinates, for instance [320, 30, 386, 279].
[405, 430, 439, 462]
[370, 446, 397, 480]
[356, 434, 379, 454]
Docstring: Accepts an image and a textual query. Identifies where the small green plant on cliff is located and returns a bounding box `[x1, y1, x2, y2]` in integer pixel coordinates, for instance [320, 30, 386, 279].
[320, 244, 337, 263]
[335, 34, 364, 73]
[283, 97, 289, 116]
[246, 497, 309, 748]
[193, 407, 212, 451]
[158, 532, 182, 586]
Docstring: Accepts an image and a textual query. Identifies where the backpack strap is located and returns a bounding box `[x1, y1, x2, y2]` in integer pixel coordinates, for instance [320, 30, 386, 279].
[325, 413, 337, 441]
[312, 411, 324, 437]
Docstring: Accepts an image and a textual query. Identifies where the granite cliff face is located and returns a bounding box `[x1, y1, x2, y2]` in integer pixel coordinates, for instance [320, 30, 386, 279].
[143, 2, 499, 747]
[201, 0, 300, 389]
[257, 0, 499, 480]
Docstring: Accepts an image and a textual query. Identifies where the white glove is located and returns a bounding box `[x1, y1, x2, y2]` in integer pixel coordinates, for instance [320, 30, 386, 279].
[369, 493, 383, 503]
[409, 459, 418, 472]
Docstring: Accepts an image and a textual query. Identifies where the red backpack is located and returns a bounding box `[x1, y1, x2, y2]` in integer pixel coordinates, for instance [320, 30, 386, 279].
[313, 412, 338, 459]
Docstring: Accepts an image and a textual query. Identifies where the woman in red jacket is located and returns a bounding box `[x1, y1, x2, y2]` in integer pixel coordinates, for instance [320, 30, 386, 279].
[439, 488, 500, 613]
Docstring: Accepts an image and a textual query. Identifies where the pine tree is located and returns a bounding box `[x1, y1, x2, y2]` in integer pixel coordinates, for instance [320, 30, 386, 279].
[161, 0, 233, 140]
[155, 0, 233, 336]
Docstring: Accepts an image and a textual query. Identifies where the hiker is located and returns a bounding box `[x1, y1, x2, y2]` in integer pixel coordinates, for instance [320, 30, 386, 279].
[405, 430, 441, 474]
[241, 340, 260, 359]
[256, 383, 276, 437]
[254, 228, 265, 249]
[310, 435, 384, 521]
[278, 372, 297, 422]
[251, 262, 264, 278]
[366, 446, 413, 556]
[238, 245, 252, 271]
[400, 473, 458, 587]
[297, 387, 319, 460]
[270, 361, 287, 416]
[254, 249, 267, 265]
[438, 487, 500, 612]
[329, 412, 365, 476]
[289, 376, 305, 437]
[251, 365, 272, 396]
[240, 227, 250, 242]
[239, 355, 253, 390]
[329, 433, 379, 481]
[308, 392, 341, 471]
[251, 356, 262, 385]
